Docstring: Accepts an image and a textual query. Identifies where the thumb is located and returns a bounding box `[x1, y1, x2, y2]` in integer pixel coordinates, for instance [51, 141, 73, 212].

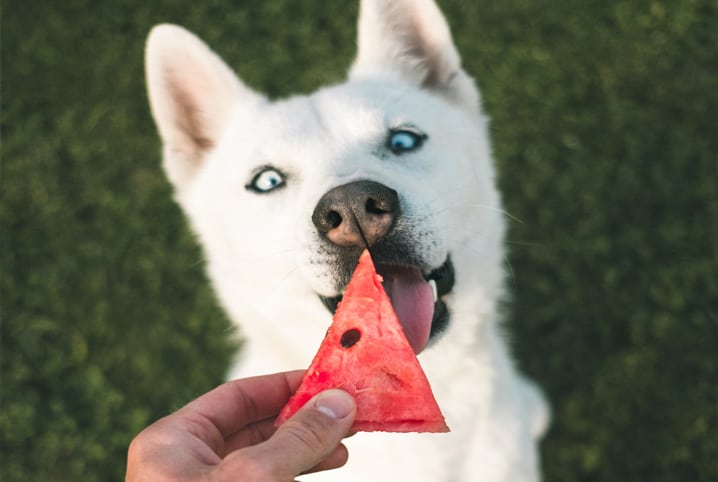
[221, 389, 356, 480]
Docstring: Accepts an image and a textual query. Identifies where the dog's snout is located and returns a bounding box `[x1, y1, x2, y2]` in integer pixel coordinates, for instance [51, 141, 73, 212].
[312, 181, 400, 247]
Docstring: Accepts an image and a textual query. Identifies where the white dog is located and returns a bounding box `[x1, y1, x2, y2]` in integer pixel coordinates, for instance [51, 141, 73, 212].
[145, 0, 548, 480]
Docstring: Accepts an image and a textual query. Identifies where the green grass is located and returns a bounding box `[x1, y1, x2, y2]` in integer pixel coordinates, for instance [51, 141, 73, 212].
[2, 0, 716, 480]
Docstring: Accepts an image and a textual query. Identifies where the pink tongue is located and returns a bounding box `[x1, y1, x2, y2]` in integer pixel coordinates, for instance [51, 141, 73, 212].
[380, 265, 435, 354]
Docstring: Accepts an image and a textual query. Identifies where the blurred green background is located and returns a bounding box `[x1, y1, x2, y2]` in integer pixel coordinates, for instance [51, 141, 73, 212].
[2, 0, 716, 480]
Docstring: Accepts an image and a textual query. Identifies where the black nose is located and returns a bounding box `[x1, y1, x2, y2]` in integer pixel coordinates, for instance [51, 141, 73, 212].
[312, 180, 400, 247]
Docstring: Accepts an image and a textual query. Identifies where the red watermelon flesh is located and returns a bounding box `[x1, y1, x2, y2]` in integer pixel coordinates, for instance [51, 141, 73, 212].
[275, 249, 449, 433]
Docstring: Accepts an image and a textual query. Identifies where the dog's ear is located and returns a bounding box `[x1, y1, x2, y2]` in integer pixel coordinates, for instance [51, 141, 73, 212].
[349, 0, 479, 111]
[145, 24, 262, 190]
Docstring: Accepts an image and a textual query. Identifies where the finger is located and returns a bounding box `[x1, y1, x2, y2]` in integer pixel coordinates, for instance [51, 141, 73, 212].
[177, 370, 305, 441]
[225, 423, 349, 474]
[216, 389, 355, 480]
[223, 418, 277, 455]
[303, 443, 349, 474]
[223, 417, 358, 456]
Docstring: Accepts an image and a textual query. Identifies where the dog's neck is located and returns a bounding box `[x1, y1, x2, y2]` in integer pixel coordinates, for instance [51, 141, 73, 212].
[219, 285, 334, 379]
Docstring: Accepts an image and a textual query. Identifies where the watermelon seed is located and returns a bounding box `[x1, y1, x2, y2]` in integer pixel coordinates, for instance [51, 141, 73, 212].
[340, 328, 361, 348]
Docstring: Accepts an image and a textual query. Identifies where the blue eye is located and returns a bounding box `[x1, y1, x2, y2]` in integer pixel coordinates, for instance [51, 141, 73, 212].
[387, 128, 427, 154]
[247, 167, 286, 193]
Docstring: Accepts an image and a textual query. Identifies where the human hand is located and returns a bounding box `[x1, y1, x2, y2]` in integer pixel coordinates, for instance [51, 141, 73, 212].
[126, 370, 356, 481]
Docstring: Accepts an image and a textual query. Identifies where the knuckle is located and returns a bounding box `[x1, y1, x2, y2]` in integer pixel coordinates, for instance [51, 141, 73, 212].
[127, 431, 151, 463]
[125, 428, 172, 481]
[281, 417, 332, 453]
[216, 453, 277, 481]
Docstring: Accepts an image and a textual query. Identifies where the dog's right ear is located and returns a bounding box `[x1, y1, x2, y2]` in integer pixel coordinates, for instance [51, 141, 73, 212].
[145, 24, 262, 190]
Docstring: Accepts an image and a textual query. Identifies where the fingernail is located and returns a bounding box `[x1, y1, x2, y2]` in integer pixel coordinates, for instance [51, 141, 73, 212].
[314, 389, 354, 420]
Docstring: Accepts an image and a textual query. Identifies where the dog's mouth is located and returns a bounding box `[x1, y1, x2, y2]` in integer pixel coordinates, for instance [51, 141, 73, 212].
[319, 256, 455, 354]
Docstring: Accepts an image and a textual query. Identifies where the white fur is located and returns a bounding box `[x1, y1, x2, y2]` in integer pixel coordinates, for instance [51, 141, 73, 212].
[145, 1, 548, 480]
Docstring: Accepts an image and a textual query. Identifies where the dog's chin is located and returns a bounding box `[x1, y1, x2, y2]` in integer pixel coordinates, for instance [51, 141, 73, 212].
[318, 256, 455, 354]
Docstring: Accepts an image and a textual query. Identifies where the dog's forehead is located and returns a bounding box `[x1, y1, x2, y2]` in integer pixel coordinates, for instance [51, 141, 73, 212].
[258, 80, 430, 143]
[266, 93, 377, 141]
[312, 80, 432, 129]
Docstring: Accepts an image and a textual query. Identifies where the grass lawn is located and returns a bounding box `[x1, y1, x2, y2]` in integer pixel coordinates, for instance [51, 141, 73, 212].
[2, 0, 716, 480]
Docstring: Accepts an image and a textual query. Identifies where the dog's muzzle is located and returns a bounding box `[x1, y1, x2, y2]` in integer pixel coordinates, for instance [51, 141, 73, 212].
[313, 180, 454, 353]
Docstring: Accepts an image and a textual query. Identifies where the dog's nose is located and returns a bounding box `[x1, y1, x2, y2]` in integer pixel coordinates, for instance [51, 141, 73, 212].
[312, 180, 400, 247]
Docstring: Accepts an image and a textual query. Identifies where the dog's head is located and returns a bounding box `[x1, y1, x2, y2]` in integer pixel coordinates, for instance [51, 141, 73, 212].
[145, 0, 505, 357]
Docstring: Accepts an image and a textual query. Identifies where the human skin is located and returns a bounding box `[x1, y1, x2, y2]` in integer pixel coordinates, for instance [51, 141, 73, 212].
[126, 370, 356, 482]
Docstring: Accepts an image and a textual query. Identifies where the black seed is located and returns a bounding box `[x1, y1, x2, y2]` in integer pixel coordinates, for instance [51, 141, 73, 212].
[340, 328, 361, 348]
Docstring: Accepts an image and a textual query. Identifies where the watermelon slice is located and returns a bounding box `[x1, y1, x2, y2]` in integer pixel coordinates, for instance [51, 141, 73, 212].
[275, 249, 449, 433]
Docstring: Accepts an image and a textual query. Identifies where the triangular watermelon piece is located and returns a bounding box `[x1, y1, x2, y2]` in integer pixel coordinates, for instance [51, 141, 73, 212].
[275, 249, 449, 433]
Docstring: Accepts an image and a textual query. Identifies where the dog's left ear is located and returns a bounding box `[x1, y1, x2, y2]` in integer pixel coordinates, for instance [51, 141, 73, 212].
[349, 0, 479, 111]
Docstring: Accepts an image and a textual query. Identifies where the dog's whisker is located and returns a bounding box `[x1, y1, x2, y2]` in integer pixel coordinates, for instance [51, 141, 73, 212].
[504, 239, 543, 248]
[502, 255, 517, 286]
[472, 205, 525, 225]
[276, 263, 303, 290]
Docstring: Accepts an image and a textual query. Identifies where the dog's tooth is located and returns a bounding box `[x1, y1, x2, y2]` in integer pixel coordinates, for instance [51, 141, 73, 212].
[429, 279, 438, 303]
